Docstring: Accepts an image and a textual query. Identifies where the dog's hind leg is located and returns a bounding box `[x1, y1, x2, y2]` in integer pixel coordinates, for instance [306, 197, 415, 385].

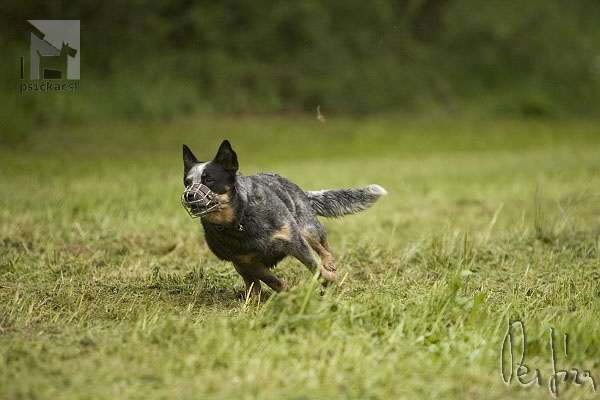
[310, 236, 339, 283]
[297, 230, 339, 284]
[314, 236, 337, 279]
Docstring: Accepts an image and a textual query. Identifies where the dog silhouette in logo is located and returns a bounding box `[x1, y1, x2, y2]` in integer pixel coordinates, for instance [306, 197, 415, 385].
[35, 42, 77, 79]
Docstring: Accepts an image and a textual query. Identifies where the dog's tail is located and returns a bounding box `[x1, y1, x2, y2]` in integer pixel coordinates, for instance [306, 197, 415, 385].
[305, 184, 387, 218]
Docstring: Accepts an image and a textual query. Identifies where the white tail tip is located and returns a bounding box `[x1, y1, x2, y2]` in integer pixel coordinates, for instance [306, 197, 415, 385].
[366, 184, 387, 196]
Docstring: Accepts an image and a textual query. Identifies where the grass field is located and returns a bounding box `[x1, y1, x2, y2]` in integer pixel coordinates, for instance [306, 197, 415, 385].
[1, 115, 599, 399]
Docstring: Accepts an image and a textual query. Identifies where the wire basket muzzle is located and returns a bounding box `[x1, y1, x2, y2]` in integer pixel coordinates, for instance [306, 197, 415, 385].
[181, 183, 220, 218]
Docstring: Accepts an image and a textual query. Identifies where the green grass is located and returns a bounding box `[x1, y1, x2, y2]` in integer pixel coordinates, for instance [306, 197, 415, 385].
[1, 115, 599, 399]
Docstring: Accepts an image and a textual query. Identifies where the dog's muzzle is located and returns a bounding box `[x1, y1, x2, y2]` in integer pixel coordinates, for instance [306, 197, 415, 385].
[181, 183, 220, 218]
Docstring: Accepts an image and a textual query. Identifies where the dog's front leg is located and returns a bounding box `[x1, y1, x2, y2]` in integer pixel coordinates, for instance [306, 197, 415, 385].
[234, 264, 262, 296]
[234, 263, 288, 295]
[253, 265, 289, 293]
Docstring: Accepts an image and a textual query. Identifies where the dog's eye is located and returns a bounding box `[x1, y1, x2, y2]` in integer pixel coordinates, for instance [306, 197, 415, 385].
[204, 176, 215, 184]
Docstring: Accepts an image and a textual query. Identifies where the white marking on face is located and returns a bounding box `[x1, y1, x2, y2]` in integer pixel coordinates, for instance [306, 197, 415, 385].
[187, 162, 208, 184]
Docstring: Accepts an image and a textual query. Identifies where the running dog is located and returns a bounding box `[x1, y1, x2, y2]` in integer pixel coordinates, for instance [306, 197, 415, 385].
[181, 140, 386, 295]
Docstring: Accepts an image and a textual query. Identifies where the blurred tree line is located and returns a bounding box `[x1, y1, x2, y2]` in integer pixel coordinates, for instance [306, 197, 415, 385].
[2, 0, 599, 140]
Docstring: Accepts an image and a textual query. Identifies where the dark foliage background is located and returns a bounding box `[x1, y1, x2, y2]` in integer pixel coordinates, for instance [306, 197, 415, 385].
[2, 0, 599, 140]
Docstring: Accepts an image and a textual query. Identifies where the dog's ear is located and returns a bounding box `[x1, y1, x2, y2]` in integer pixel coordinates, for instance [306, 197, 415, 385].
[183, 144, 200, 173]
[214, 140, 238, 173]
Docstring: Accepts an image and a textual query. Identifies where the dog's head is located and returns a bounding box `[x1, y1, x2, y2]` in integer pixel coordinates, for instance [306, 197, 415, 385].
[181, 140, 238, 218]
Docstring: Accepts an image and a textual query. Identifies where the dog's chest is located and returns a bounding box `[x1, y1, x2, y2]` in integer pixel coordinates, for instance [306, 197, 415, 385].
[201, 220, 288, 267]
[202, 222, 244, 253]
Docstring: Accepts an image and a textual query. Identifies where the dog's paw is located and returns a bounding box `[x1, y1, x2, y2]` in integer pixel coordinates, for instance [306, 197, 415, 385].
[322, 262, 336, 272]
[319, 267, 339, 283]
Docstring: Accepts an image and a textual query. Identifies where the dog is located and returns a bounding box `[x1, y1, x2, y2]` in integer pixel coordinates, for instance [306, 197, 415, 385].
[181, 140, 386, 295]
